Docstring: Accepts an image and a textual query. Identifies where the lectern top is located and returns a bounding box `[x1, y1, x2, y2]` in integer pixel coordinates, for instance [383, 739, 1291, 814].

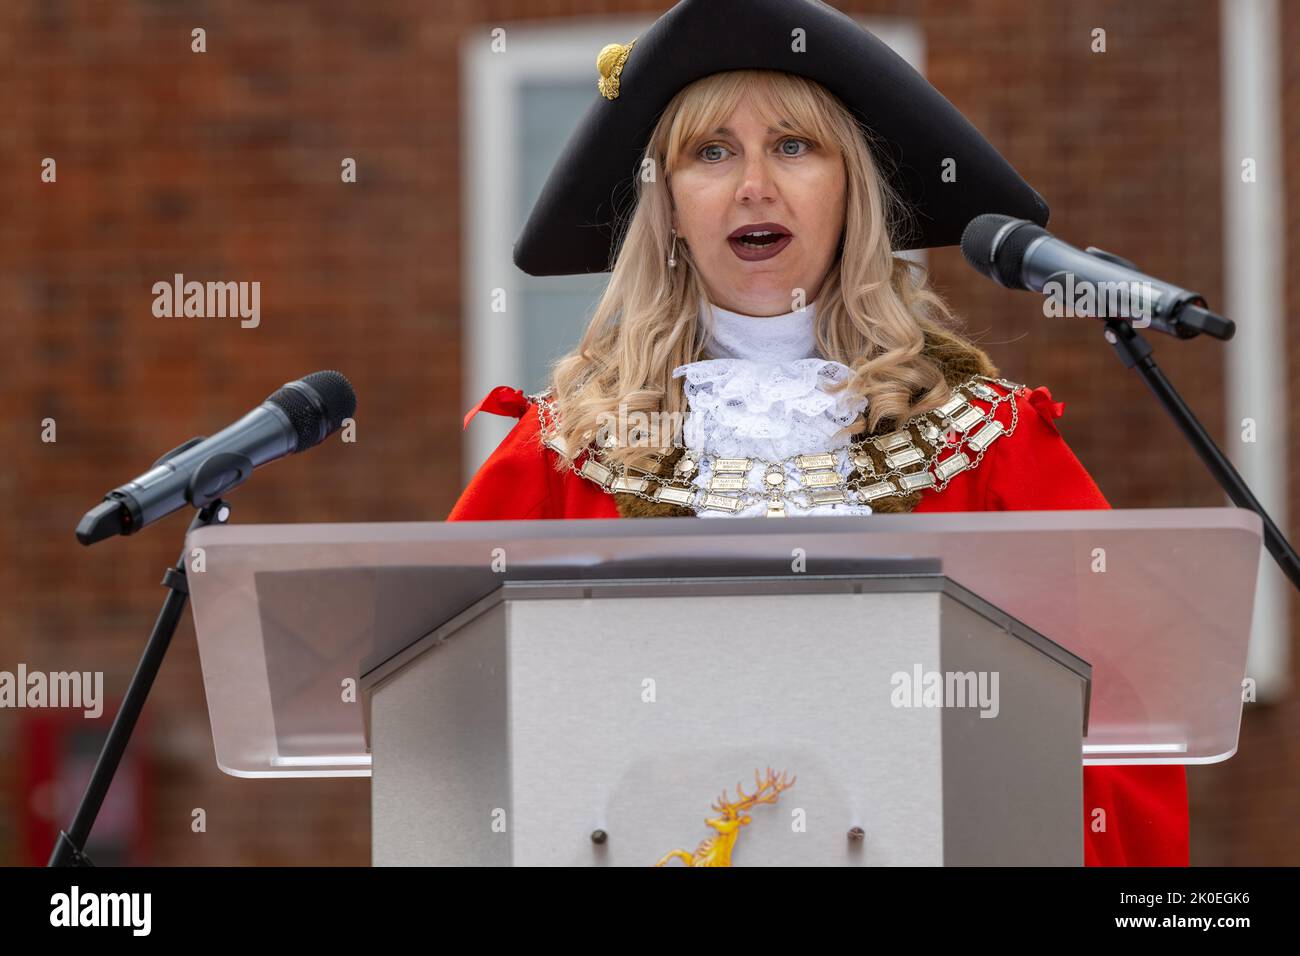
[185, 508, 1260, 776]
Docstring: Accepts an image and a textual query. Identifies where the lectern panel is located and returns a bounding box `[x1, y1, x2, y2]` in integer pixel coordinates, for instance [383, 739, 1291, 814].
[185, 509, 1259, 775]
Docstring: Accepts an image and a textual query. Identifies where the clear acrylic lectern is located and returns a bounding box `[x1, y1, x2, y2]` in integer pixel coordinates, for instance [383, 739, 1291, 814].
[185, 508, 1261, 864]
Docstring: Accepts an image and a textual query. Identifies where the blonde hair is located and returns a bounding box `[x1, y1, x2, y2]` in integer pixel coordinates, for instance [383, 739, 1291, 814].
[547, 69, 994, 471]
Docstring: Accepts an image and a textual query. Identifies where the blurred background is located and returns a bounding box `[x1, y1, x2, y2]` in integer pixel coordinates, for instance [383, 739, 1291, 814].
[0, 0, 1295, 865]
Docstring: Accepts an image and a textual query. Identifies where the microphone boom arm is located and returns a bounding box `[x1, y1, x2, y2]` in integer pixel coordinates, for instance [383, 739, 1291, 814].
[1105, 319, 1300, 590]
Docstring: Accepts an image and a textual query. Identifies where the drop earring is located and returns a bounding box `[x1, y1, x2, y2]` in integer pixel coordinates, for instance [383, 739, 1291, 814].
[668, 229, 678, 268]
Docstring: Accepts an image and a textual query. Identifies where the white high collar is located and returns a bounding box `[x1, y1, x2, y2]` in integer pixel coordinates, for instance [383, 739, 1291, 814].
[700, 298, 819, 363]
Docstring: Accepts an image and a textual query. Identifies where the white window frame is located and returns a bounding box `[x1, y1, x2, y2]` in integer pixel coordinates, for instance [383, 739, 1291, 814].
[1220, 0, 1289, 700]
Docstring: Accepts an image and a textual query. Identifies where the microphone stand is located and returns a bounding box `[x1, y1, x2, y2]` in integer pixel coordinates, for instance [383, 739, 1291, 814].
[47, 498, 231, 867]
[1103, 319, 1300, 590]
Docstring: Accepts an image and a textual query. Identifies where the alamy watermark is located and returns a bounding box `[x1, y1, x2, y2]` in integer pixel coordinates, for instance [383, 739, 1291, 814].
[50, 886, 150, 936]
[594, 404, 687, 449]
[0, 664, 103, 718]
[891, 665, 1000, 718]
[152, 273, 260, 328]
[1043, 273, 1155, 327]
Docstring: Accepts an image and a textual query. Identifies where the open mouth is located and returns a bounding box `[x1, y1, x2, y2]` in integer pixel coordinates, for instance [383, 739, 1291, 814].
[734, 230, 786, 249]
[727, 224, 794, 261]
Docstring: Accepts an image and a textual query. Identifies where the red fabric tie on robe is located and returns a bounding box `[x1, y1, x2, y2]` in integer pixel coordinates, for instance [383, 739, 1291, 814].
[462, 385, 530, 431]
[447, 382, 1191, 866]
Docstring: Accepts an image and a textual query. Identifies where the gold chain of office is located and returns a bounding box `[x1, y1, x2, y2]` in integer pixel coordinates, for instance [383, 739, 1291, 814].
[532, 374, 1024, 517]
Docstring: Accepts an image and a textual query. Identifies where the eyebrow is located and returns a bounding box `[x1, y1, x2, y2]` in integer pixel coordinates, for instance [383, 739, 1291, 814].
[709, 125, 792, 136]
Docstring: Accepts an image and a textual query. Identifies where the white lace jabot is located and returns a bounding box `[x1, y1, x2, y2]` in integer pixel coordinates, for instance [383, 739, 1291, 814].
[671, 299, 874, 518]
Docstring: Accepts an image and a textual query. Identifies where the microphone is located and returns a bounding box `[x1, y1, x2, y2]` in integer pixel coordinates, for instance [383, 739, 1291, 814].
[960, 214, 1234, 340]
[76, 370, 357, 545]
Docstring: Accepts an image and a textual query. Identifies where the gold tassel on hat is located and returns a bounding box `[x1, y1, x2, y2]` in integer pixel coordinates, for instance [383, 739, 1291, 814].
[597, 39, 637, 100]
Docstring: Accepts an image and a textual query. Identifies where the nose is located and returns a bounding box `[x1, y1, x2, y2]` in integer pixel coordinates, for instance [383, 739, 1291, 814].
[734, 153, 776, 205]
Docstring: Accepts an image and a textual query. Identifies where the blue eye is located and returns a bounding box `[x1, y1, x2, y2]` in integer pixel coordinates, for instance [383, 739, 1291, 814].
[697, 139, 810, 162]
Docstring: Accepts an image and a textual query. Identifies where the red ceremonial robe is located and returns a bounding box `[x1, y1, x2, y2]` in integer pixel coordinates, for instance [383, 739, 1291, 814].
[448, 382, 1190, 866]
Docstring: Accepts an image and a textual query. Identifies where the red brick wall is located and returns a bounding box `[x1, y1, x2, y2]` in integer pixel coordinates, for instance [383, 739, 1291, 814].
[0, 0, 1292, 865]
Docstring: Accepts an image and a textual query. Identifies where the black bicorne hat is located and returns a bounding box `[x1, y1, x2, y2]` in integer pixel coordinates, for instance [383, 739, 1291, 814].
[513, 0, 1049, 277]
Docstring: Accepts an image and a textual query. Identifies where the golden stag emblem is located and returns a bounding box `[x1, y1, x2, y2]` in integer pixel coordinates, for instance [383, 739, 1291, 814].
[655, 767, 796, 867]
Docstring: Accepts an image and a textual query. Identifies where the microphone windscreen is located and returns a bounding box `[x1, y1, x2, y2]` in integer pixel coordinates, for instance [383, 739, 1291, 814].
[302, 370, 357, 429]
[961, 214, 1048, 289]
[960, 214, 1012, 279]
[269, 370, 357, 451]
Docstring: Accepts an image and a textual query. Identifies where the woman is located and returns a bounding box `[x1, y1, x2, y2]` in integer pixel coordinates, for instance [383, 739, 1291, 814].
[450, 0, 1188, 866]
